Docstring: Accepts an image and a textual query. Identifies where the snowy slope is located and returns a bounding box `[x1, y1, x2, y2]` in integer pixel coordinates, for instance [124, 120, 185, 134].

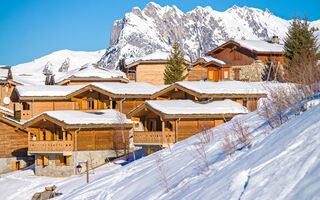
[60, 104, 320, 200]
[10, 49, 106, 85]
[98, 2, 320, 69]
[1, 98, 319, 199]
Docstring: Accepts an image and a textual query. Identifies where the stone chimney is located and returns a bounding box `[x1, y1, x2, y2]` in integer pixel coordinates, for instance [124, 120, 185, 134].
[271, 35, 280, 44]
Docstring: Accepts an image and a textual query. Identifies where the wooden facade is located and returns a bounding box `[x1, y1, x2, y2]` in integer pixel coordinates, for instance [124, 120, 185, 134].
[24, 112, 132, 176]
[128, 104, 237, 148]
[205, 41, 284, 66]
[125, 60, 191, 85]
[150, 83, 265, 112]
[57, 78, 128, 86]
[0, 116, 28, 158]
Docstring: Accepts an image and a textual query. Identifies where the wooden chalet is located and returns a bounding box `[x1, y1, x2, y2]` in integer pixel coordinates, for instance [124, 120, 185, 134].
[55, 64, 128, 85]
[11, 82, 165, 121]
[123, 51, 191, 85]
[127, 100, 248, 154]
[0, 115, 32, 174]
[192, 56, 231, 82]
[150, 81, 267, 111]
[23, 110, 132, 176]
[202, 38, 284, 81]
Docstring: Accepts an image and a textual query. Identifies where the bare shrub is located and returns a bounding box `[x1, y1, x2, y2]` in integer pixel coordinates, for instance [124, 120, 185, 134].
[88, 152, 95, 174]
[230, 119, 251, 148]
[222, 135, 236, 157]
[192, 129, 214, 172]
[155, 155, 169, 192]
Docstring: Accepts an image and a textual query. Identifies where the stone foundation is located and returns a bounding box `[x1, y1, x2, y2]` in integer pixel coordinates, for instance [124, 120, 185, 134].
[35, 150, 121, 176]
[0, 156, 33, 174]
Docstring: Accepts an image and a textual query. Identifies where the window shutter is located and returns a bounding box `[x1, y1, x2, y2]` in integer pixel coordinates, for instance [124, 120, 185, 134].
[37, 155, 43, 165]
[66, 156, 70, 165]
[43, 155, 49, 165]
[56, 155, 61, 165]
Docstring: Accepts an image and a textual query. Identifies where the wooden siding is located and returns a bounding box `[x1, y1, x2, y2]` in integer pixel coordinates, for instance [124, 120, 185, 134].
[187, 64, 207, 81]
[77, 129, 130, 151]
[0, 83, 15, 110]
[133, 131, 175, 145]
[177, 119, 217, 141]
[212, 43, 256, 66]
[0, 120, 28, 158]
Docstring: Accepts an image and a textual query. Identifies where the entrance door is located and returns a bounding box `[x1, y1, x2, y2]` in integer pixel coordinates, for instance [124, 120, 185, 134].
[213, 70, 219, 82]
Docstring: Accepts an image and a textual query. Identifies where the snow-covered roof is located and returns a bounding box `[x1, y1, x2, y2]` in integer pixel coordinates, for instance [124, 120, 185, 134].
[144, 99, 248, 115]
[0, 68, 9, 81]
[175, 81, 267, 95]
[0, 106, 14, 115]
[27, 109, 132, 126]
[15, 85, 83, 97]
[201, 56, 226, 65]
[233, 40, 284, 53]
[91, 82, 167, 96]
[55, 64, 127, 83]
[126, 51, 191, 66]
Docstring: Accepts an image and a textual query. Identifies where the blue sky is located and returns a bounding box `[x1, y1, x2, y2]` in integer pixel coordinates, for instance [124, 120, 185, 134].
[0, 0, 319, 66]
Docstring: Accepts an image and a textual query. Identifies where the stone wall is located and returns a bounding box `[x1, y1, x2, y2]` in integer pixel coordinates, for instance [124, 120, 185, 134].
[0, 156, 33, 174]
[229, 60, 284, 82]
[230, 60, 265, 82]
[34, 149, 121, 176]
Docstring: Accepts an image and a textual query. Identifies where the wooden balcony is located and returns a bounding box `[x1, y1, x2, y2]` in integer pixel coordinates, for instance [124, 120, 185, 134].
[133, 131, 175, 146]
[28, 140, 73, 154]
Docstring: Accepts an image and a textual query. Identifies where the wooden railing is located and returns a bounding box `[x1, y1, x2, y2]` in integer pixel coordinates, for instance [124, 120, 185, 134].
[28, 140, 73, 152]
[133, 131, 175, 145]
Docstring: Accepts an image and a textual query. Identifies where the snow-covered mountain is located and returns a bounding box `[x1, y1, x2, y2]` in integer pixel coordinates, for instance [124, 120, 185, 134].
[10, 49, 106, 85]
[98, 2, 320, 69]
[12, 49, 105, 74]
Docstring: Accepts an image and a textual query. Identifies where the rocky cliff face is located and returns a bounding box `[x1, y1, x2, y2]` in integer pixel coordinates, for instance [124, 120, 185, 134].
[98, 2, 320, 69]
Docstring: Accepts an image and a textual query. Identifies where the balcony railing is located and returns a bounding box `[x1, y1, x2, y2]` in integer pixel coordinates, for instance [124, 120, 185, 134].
[133, 131, 175, 145]
[28, 140, 73, 152]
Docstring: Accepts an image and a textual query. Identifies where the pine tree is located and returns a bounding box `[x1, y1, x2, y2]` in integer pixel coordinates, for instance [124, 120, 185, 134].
[163, 41, 188, 84]
[283, 16, 319, 83]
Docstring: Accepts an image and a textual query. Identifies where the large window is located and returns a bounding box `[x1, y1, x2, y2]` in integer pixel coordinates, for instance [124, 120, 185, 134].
[87, 100, 95, 110]
[224, 71, 229, 80]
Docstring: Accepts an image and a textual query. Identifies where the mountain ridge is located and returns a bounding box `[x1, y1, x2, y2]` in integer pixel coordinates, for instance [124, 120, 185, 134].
[98, 2, 320, 69]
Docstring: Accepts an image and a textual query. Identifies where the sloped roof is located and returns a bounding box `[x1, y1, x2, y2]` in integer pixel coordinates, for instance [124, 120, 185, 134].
[126, 51, 191, 67]
[15, 85, 83, 97]
[128, 99, 248, 118]
[24, 109, 132, 128]
[206, 40, 284, 56]
[55, 63, 128, 84]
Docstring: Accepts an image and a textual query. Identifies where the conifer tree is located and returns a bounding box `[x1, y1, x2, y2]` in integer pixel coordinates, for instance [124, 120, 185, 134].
[283, 16, 319, 82]
[163, 41, 188, 84]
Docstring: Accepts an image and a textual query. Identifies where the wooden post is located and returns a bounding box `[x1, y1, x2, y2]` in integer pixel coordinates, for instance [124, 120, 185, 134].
[28, 132, 31, 141]
[86, 161, 89, 184]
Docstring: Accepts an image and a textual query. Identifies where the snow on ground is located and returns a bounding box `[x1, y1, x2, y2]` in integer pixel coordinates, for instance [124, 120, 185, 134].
[1, 101, 319, 200]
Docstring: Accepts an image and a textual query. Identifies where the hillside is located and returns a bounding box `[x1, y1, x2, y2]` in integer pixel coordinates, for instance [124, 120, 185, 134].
[1, 98, 319, 200]
[97, 2, 320, 69]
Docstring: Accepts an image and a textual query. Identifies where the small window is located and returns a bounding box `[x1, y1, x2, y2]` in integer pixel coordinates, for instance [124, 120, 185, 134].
[112, 101, 117, 109]
[243, 99, 248, 108]
[42, 131, 46, 141]
[22, 102, 30, 110]
[224, 71, 229, 79]
[56, 155, 70, 166]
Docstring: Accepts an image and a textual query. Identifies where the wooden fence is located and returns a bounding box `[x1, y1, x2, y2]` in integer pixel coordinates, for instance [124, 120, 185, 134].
[133, 131, 175, 145]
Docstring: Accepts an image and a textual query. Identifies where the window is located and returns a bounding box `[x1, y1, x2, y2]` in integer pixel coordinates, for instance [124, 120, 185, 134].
[56, 155, 70, 166]
[243, 99, 248, 108]
[234, 69, 240, 81]
[166, 121, 173, 131]
[37, 155, 49, 166]
[224, 71, 229, 79]
[42, 131, 46, 141]
[87, 100, 95, 110]
[22, 102, 30, 110]
[112, 101, 117, 109]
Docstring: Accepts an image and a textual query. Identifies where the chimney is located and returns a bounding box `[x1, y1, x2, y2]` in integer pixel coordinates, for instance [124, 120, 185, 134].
[271, 36, 280, 44]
